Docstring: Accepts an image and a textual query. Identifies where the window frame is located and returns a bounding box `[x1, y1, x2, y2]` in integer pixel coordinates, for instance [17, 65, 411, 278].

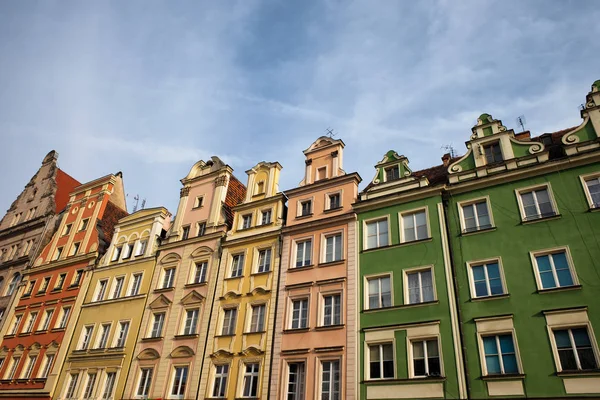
[149, 312, 166, 338]
[38, 353, 55, 379]
[402, 266, 437, 305]
[191, 261, 208, 284]
[482, 141, 504, 164]
[110, 275, 125, 299]
[466, 258, 508, 299]
[285, 360, 306, 400]
[318, 358, 341, 400]
[288, 296, 310, 330]
[240, 362, 261, 398]
[211, 363, 229, 398]
[579, 172, 600, 210]
[325, 190, 343, 210]
[181, 308, 199, 336]
[95, 279, 109, 301]
[113, 320, 130, 348]
[320, 292, 342, 327]
[529, 246, 578, 291]
[181, 225, 190, 240]
[365, 341, 396, 380]
[193, 195, 204, 209]
[230, 253, 245, 278]
[321, 231, 344, 263]
[78, 324, 95, 350]
[293, 237, 313, 268]
[476, 330, 523, 376]
[129, 272, 143, 296]
[514, 183, 559, 222]
[260, 209, 272, 225]
[408, 336, 444, 378]
[221, 307, 238, 336]
[136, 367, 154, 398]
[364, 273, 393, 310]
[241, 213, 253, 230]
[96, 322, 112, 349]
[248, 303, 267, 333]
[256, 248, 272, 273]
[298, 198, 313, 217]
[548, 324, 600, 372]
[384, 165, 400, 182]
[363, 216, 391, 250]
[161, 267, 176, 289]
[398, 207, 430, 243]
[457, 196, 495, 234]
[102, 371, 117, 399]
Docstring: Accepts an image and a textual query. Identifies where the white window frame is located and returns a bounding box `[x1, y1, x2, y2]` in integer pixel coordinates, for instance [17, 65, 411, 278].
[476, 329, 523, 376]
[78, 324, 95, 350]
[110, 275, 125, 299]
[83, 372, 97, 399]
[38, 353, 54, 378]
[24, 311, 38, 333]
[181, 308, 199, 336]
[39, 309, 54, 331]
[69, 242, 81, 256]
[79, 218, 89, 231]
[111, 245, 122, 262]
[56, 306, 71, 329]
[407, 336, 444, 378]
[191, 261, 208, 284]
[547, 323, 600, 372]
[579, 172, 600, 209]
[364, 273, 393, 310]
[211, 363, 229, 398]
[285, 360, 306, 400]
[240, 362, 261, 398]
[288, 296, 309, 330]
[135, 367, 154, 398]
[457, 196, 495, 233]
[365, 341, 396, 380]
[402, 266, 437, 305]
[514, 183, 559, 222]
[96, 322, 112, 349]
[10, 314, 23, 335]
[129, 272, 143, 296]
[293, 237, 313, 268]
[363, 216, 391, 250]
[161, 267, 176, 289]
[325, 190, 342, 210]
[21, 354, 37, 379]
[318, 358, 342, 400]
[95, 279, 109, 302]
[221, 307, 238, 336]
[149, 312, 165, 338]
[529, 246, 578, 291]
[321, 231, 343, 263]
[135, 239, 148, 257]
[168, 365, 189, 399]
[193, 195, 204, 208]
[247, 303, 266, 333]
[230, 253, 245, 278]
[320, 292, 342, 327]
[241, 213, 253, 230]
[102, 371, 117, 399]
[197, 221, 207, 237]
[64, 371, 80, 399]
[256, 248, 272, 273]
[113, 320, 130, 348]
[467, 258, 508, 299]
[482, 141, 504, 164]
[398, 207, 430, 243]
[297, 198, 313, 217]
[384, 165, 400, 182]
[260, 209, 272, 225]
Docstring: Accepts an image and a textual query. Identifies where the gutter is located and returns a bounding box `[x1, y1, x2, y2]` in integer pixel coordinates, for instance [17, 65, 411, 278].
[267, 231, 284, 400]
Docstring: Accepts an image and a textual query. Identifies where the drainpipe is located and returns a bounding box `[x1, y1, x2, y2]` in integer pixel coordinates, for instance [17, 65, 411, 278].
[267, 231, 284, 400]
[441, 190, 471, 399]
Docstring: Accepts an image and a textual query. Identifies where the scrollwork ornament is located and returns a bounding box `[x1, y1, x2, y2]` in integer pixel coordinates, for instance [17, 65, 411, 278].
[528, 143, 543, 154]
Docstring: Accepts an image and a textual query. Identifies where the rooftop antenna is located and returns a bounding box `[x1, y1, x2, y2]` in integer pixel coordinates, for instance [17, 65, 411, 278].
[141, 199, 146, 210]
[441, 144, 457, 158]
[579, 103, 586, 111]
[132, 195, 140, 212]
[325, 127, 336, 138]
[516, 115, 526, 132]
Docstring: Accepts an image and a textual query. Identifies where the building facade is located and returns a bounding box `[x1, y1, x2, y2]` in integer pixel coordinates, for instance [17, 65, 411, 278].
[355, 151, 466, 400]
[199, 161, 285, 399]
[270, 137, 361, 400]
[124, 157, 245, 400]
[0, 151, 79, 329]
[53, 207, 170, 400]
[0, 173, 127, 399]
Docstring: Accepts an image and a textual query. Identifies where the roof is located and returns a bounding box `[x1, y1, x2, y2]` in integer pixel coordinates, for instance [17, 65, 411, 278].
[97, 200, 129, 252]
[55, 169, 81, 213]
[223, 175, 247, 229]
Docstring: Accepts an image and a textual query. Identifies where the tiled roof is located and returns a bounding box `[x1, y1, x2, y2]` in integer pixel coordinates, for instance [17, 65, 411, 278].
[97, 200, 128, 254]
[223, 176, 247, 229]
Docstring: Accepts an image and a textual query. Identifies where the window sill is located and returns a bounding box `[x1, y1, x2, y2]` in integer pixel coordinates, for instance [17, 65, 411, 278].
[318, 259, 345, 268]
[470, 294, 510, 302]
[51, 288, 63, 293]
[538, 285, 582, 294]
[362, 376, 446, 384]
[215, 333, 236, 338]
[184, 282, 207, 289]
[35, 292, 47, 297]
[288, 264, 314, 272]
[89, 348, 106, 353]
[244, 330, 266, 335]
[174, 334, 199, 340]
[362, 300, 439, 313]
[283, 328, 310, 334]
[481, 373, 525, 381]
[3, 334, 15, 339]
[556, 369, 600, 377]
[51, 327, 66, 332]
[20, 294, 31, 299]
[67, 285, 80, 291]
[295, 213, 313, 220]
[142, 336, 163, 342]
[107, 346, 125, 352]
[588, 206, 600, 212]
[521, 213, 561, 225]
[323, 206, 343, 214]
[153, 287, 174, 293]
[361, 237, 433, 253]
[34, 330, 48, 335]
[224, 276, 243, 281]
[315, 324, 344, 331]
[250, 270, 271, 277]
[18, 332, 32, 337]
[398, 237, 433, 247]
[460, 226, 496, 236]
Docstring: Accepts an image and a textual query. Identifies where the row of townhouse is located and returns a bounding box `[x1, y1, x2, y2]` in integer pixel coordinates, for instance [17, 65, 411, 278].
[0, 79, 597, 400]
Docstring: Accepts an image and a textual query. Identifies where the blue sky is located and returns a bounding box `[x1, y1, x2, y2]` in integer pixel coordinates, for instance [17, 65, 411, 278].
[0, 0, 598, 215]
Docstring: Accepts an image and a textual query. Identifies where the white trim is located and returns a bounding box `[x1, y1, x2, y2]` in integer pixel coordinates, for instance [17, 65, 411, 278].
[456, 195, 495, 233]
[364, 338, 396, 380]
[362, 215, 392, 250]
[287, 294, 310, 330]
[290, 235, 314, 269]
[324, 189, 343, 210]
[474, 316, 524, 376]
[514, 182, 559, 221]
[402, 265, 437, 305]
[466, 257, 508, 299]
[398, 206, 431, 243]
[529, 246, 578, 291]
[167, 364, 190, 399]
[407, 336, 444, 379]
[363, 273, 393, 310]
[320, 230, 344, 263]
[318, 290, 343, 327]
[579, 171, 600, 209]
[296, 196, 314, 217]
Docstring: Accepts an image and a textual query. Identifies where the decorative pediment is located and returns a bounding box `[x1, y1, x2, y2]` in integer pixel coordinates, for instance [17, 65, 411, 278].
[190, 246, 213, 258]
[562, 80, 600, 155]
[240, 345, 264, 357]
[170, 346, 195, 358]
[371, 150, 413, 185]
[148, 294, 172, 310]
[210, 349, 234, 359]
[221, 290, 242, 300]
[14, 344, 25, 352]
[159, 252, 181, 265]
[181, 290, 205, 306]
[183, 156, 226, 182]
[137, 348, 160, 360]
[45, 341, 59, 350]
[304, 136, 342, 154]
[28, 342, 42, 351]
[249, 286, 269, 296]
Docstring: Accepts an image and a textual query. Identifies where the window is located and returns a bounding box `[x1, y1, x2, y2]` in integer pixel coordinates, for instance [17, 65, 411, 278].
[261, 209, 272, 225]
[97, 323, 111, 348]
[231, 254, 244, 278]
[552, 327, 598, 371]
[412, 339, 441, 377]
[242, 214, 252, 229]
[130, 273, 142, 296]
[470, 261, 505, 298]
[323, 294, 341, 326]
[250, 304, 266, 332]
[115, 321, 130, 347]
[63, 223, 72, 236]
[582, 175, 600, 209]
[483, 142, 503, 164]
[320, 360, 340, 400]
[328, 193, 341, 210]
[181, 226, 190, 240]
[256, 181, 265, 194]
[137, 368, 153, 398]
[24, 280, 36, 296]
[70, 242, 81, 256]
[291, 299, 309, 329]
[65, 373, 79, 399]
[367, 276, 391, 309]
[194, 196, 204, 208]
[461, 200, 492, 233]
[162, 268, 175, 288]
[102, 372, 116, 399]
[80, 325, 94, 350]
[150, 313, 165, 338]
[197, 222, 206, 237]
[300, 200, 312, 216]
[135, 240, 148, 256]
[9, 315, 22, 335]
[317, 167, 327, 181]
[55, 273, 66, 290]
[193, 262, 207, 284]
[112, 245, 122, 261]
[57, 306, 71, 328]
[6, 356, 21, 379]
[24, 311, 38, 333]
[532, 250, 576, 290]
[385, 165, 400, 181]
[79, 218, 89, 231]
[517, 186, 557, 221]
[242, 363, 260, 397]
[22, 239, 34, 256]
[482, 334, 519, 375]
[401, 209, 428, 242]
[83, 373, 97, 399]
[257, 249, 271, 273]
[365, 219, 389, 249]
[222, 308, 237, 335]
[96, 279, 108, 301]
[22, 355, 37, 379]
[122, 243, 132, 259]
[405, 269, 435, 304]
[182, 309, 199, 335]
[39, 354, 54, 378]
[72, 270, 84, 287]
[295, 240, 312, 268]
[171, 366, 188, 398]
[324, 233, 342, 263]
[112, 276, 124, 298]
[40, 309, 54, 331]
[39, 277, 51, 293]
[369, 343, 394, 379]
[212, 364, 229, 397]
[6, 273, 20, 295]
[287, 362, 306, 400]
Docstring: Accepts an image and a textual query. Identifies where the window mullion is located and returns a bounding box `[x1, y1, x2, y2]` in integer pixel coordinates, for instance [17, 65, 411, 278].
[423, 341, 429, 375]
[496, 336, 505, 374]
[484, 265, 491, 296]
[378, 279, 383, 308]
[418, 272, 423, 302]
[379, 345, 384, 377]
[549, 254, 560, 287]
[412, 214, 417, 238]
[568, 329, 582, 370]
[533, 191, 541, 215]
[473, 204, 480, 228]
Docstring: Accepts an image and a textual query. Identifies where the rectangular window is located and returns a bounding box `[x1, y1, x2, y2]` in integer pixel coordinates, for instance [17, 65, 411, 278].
[97, 323, 111, 348]
[111, 246, 122, 261]
[401, 209, 428, 242]
[300, 200, 312, 216]
[324, 233, 343, 263]
[130, 273, 142, 296]
[412, 339, 441, 377]
[102, 372, 116, 399]
[367, 276, 392, 309]
[183, 309, 199, 335]
[58, 307, 71, 328]
[24, 280, 35, 296]
[55, 273, 66, 290]
[482, 334, 519, 375]
[22, 355, 37, 379]
[329, 193, 341, 210]
[291, 299, 309, 329]
[135, 240, 148, 256]
[122, 243, 132, 259]
[365, 219, 389, 249]
[231, 254, 244, 278]
[63, 223, 72, 236]
[39, 277, 51, 293]
[257, 249, 271, 273]
[295, 240, 312, 268]
[323, 294, 341, 326]
[137, 368, 153, 397]
[65, 372, 79, 399]
[10, 315, 22, 335]
[53, 247, 63, 261]
[79, 218, 89, 231]
[112, 276, 124, 298]
[461, 200, 492, 233]
[518, 187, 556, 220]
[39, 354, 54, 378]
[96, 279, 108, 301]
[406, 269, 435, 304]
[242, 363, 260, 397]
[197, 222, 206, 237]
[181, 226, 190, 240]
[6, 356, 20, 379]
[72, 270, 84, 287]
[321, 360, 340, 400]
[250, 304, 266, 332]
[242, 214, 252, 229]
[115, 321, 129, 347]
[287, 362, 306, 400]
[583, 175, 600, 208]
[193, 262, 207, 284]
[171, 366, 188, 397]
[369, 343, 394, 379]
[534, 250, 575, 290]
[483, 142, 503, 164]
[83, 373, 97, 399]
[40, 309, 54, 331]
[261, 209, 272, 225]
[222, 309, 237, 335]
[162, 268, 175, 288]
[471, 261, 505, 297]
[553, 327, 598, 371]
[151, 313, 165, 338]
[80, 325, 94, 350]
[385, 166, 399, 181]
[24, 311, 38, 333]
[212, 364, 229, 398]
[70, 242, 81, 256]
[194, 196, 204, 208]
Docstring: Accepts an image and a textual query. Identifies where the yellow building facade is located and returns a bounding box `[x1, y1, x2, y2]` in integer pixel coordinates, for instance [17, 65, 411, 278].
[199, 162, 285, 399]
[53, 207, 170, 400]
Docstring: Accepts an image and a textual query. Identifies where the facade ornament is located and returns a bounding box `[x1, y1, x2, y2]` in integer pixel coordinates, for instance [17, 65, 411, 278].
[305, 159, 312, 166]
[214, 176, 228, 187]
[97, 192, 105, 202]
[330, 151, 338, 158]
[180, 187, 191, 197]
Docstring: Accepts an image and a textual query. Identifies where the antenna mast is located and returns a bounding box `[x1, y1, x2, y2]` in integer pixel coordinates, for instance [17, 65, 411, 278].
[441, 144, 457, 158]
[132, 195, 140, 213]
[516, 115, 526, 132]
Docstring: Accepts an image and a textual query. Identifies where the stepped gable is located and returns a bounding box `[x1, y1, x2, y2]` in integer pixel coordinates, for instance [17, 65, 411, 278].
[223, 175, 247, 229]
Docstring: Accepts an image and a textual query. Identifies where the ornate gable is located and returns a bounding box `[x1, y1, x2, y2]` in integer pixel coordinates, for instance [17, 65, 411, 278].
[148, 294, 172, 310]
[562, 79, 600, 155]
[181, 290, 205, 306]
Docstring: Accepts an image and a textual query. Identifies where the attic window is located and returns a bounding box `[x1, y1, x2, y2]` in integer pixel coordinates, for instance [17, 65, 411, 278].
[193, 196, 204, 208]
[483, 142, 503, 164]
[317, 167, 327, 181]
[256, 181, 265, 195]
[385, 166, 400, 182]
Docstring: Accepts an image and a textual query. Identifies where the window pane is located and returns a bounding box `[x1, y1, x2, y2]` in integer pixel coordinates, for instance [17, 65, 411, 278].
[483, 336, 498, 355]
[472, 266, 485, 281]
[554, 330, 572, 348]
[413, 359, 426, 376]
[485, 355, 501, 374]
[572, 328, 591, 347]
[498, 335, 515, 353]
[475, 281, 489, 297]
[383, 360, 394, 378]
[383, 344, 393, 361]
[552, 253, 573, 286]
[578, 348, 598, 370]
[502, 354, 519, 374]
[558, 349, 578, 370]
[370, 362, 381, 379]
[427, 340, 439, 357]
[421, 270, 434, 302]
[370, 346, 380, 362]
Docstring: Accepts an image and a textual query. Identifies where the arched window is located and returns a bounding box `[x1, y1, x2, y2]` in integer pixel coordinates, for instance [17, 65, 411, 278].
[6, 273, 21, 296]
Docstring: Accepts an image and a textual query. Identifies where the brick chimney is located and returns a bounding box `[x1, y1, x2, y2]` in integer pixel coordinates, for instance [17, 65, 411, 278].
[442, 153, 451, 167]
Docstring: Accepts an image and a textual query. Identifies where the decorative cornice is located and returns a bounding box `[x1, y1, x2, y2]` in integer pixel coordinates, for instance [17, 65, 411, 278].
[180, 187, 190, 198]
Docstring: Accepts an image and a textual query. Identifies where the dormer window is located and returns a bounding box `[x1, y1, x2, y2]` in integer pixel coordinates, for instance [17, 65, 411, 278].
[256, 181, 265, 195]
[242, 214, 252, 229]
[317, 167, 327, 181]
[193, 196, 204, 208]
[385, 166, 400, 182]
[483, 142, 503, 164]
[300, 200, 312, 217]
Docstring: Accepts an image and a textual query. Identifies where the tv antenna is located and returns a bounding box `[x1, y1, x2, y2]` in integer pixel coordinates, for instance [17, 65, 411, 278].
[441, 144, 457, 158]
[141, 199, 146, 210]
[516, 115, 526, 132]
[132, 195, 140, 212]
[325, 127, 336, 138]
